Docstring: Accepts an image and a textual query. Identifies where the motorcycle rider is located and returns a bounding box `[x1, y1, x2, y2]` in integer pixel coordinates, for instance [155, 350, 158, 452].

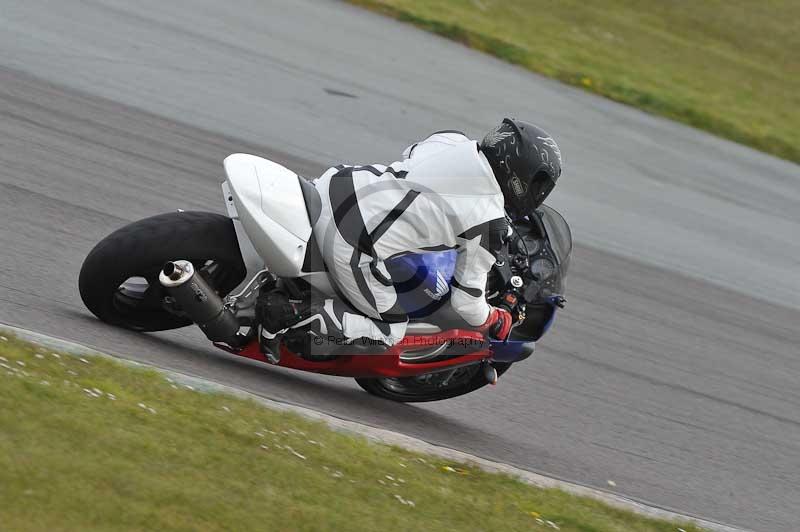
[261, 118, 562, 354]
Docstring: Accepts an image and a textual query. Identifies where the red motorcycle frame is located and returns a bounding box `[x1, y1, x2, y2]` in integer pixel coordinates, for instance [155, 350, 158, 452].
[216, 329, 492, 378]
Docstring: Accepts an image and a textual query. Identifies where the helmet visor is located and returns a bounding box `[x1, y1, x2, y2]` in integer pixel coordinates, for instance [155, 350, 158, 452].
[507, 172, 554, 219]
[527, 173, 556, 209]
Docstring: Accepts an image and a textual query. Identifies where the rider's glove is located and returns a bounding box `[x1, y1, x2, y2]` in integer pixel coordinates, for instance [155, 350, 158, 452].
[479, 307, 513, 341]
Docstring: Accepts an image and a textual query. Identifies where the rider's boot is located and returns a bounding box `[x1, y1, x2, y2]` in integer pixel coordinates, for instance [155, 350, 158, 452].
[283, 299, 350, 359]
[258, 292, 347, 359]
[259, 291, 391, 359]
[287, 299, 396, 357]
[257, 290, 296, 363]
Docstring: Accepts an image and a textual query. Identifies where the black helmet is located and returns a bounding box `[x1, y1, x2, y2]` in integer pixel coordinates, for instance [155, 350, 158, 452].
[480, 118, 562, 219]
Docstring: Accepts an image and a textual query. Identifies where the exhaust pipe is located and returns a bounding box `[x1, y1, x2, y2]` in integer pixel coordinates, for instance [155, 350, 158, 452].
[159, 260, 243, 345]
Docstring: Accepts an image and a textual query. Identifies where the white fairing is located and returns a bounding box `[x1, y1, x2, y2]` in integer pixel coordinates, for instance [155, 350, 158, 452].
[223, 154, 311, 277]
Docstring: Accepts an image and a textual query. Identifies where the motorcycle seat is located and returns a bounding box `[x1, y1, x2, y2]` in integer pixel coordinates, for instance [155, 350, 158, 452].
[297, 176, 322, 226]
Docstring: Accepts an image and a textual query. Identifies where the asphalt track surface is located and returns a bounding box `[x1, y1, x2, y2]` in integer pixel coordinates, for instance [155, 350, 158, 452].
[1, 1, 798, 530]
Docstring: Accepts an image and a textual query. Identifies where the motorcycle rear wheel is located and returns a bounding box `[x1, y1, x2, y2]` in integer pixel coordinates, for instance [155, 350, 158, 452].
[354, 362, 511, 402]
[79, 211, 246, 332]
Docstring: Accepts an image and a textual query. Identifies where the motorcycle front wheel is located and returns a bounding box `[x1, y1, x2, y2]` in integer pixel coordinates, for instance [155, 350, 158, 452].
[78, 211, 247, 332]
[354, 362, 511, 402]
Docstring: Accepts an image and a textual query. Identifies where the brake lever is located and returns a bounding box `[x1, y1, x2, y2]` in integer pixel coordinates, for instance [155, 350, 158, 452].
[546, 294, 567, 309]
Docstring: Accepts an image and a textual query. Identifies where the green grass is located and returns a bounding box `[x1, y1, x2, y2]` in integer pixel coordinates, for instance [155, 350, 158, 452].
[0, 332, 706, 532]
[350, 0, 800, 164]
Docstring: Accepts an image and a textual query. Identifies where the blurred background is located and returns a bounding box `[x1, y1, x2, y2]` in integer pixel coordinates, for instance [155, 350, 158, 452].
[1, 1, 798, 530]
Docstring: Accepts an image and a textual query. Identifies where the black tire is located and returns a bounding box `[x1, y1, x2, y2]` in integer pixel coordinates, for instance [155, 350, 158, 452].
[354, 362, 511, 403]
[79, 211, 247, 332]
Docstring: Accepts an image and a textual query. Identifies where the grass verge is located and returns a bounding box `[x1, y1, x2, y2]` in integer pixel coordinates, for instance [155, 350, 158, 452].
[349, 0, 800, 164]
[0, 332, 705, 531]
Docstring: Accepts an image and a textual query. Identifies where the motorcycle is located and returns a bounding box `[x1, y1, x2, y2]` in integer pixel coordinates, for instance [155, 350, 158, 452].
[78, 154, 571, 402]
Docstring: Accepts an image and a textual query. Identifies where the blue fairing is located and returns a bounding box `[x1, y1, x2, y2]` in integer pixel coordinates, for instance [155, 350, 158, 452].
[488, 339, 530, 362]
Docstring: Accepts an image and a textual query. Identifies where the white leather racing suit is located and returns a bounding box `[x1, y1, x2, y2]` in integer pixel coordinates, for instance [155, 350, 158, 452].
[312, 131, 507, 345]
